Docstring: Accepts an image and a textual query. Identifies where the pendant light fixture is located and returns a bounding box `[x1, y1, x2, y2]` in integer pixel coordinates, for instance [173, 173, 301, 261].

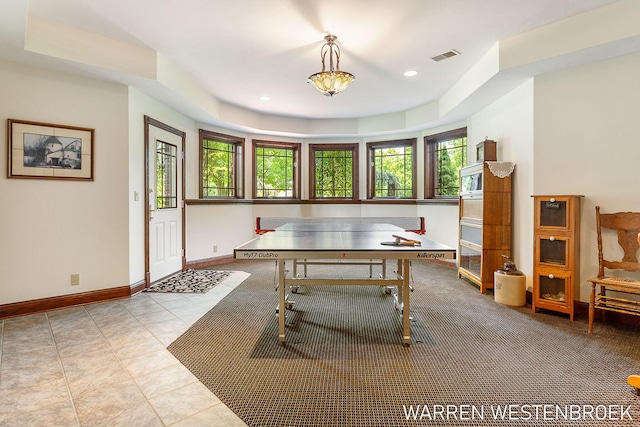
[307, 34, 355, 96]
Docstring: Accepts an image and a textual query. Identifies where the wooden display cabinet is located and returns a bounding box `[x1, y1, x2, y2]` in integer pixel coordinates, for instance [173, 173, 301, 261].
[532, 195, 582, 320]
[458, 161, 514, 294]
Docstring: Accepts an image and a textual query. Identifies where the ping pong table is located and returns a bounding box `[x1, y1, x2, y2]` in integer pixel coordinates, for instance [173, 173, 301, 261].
[234, 223, 456, 346]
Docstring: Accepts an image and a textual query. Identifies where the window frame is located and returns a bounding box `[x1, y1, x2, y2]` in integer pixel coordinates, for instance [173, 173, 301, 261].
[156, 140, 178, 209]
[366, 138, 417, 199]
[424, 127, 467, 199]
[252, 139, 301, 199]
[309, 143, 359, 200]
[199, 130, 245, 199]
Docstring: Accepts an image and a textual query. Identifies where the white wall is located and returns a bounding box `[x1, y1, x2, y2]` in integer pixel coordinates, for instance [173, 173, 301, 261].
[128, 88, 197, 285]
[0, 61, 130, 304]
[534, 53, 640, 302]
[416, 204, 459, 249]
[469, 79, 535, 290]
[186, 204, 255, 260]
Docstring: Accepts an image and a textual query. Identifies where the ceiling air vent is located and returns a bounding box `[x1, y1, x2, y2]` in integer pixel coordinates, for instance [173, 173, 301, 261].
[431, 49, 460, 62]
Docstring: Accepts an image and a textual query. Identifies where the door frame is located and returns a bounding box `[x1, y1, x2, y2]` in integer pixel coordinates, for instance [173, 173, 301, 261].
[143, 115, 186, 287]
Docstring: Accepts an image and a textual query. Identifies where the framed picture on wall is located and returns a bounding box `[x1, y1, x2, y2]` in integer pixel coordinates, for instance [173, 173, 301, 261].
[7, 119, 94, 180]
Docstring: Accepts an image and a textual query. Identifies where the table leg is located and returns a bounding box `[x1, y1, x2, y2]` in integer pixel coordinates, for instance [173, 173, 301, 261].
[396, 259, 403, 304]
[403, 259, 411, 347]
[278, 259, 286, 344]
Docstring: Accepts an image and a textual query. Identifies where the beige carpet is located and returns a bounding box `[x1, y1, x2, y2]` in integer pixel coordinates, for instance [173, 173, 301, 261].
[168, 259, 640, 426]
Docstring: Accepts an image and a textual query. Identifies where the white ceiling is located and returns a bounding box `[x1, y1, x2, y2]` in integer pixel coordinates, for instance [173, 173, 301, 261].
[0, 0, 636, 136]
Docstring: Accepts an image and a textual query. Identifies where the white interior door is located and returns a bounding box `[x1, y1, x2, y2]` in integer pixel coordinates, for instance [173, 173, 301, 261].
[148, 126, 183, 282]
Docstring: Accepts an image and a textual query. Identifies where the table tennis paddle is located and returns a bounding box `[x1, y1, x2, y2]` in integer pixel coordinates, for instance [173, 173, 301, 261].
[380, 234, 422, 246]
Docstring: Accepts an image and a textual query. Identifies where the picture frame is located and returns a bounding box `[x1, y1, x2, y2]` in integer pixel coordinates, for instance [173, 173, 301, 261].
[7, 119, 94, 181]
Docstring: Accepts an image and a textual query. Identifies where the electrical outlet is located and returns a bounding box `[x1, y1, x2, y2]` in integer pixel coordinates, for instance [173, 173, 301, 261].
[71, 274, 80, 286]
[213, 245, 218, 253]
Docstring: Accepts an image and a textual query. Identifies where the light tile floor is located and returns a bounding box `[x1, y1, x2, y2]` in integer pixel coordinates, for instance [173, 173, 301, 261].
[0, 272, 251, 427]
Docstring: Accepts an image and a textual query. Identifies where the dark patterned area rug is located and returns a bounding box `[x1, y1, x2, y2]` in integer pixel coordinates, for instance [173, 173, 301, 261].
[168, 259, 640, 427]
[145, 269, 233, 293]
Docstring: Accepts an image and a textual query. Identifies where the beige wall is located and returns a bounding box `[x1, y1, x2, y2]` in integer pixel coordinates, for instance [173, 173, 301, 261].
[469, 79, 535, 290]
[533, 52, 640, 301]
[465, 53, 640, 303]
[0, 61, 130, 304]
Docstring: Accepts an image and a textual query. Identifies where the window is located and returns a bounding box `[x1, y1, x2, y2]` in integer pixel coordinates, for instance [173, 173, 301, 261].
[310, 144, 358, 199]
[200, 130, 244, 198]
[253, 140, 300, 199]
[156, 140, 177, 209]
[425, 128, 467, 198]
[367, 139, 416, 199]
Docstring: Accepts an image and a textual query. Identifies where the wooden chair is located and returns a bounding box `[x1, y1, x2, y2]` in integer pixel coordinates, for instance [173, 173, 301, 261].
[587, 206, 640, 334]
[629, 233, 640, 395]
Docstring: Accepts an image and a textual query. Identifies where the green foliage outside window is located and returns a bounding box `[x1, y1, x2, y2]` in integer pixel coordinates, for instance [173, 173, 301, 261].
[255, 146, 294, 197]
[436, 137, 466, 196]
[156, 141, 177, 208]
[315, 150, 353, 198]
[373, 146, 413, 198]
[202, 139, 235, 197]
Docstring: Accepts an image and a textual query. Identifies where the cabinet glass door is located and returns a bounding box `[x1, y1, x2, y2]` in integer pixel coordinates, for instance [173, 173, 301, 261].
[460, 198, 483, 220]
[539, 200, 567, 227]
[537, 236, 568, 267]
[537, 273, 569, 304]
[459, 245, 481, 277]
[460, 224, 482, 246]
[460, 172, 482, 193]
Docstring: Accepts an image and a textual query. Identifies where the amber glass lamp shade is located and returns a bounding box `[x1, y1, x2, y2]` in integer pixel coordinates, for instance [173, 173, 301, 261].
[307, 34, 355, 96]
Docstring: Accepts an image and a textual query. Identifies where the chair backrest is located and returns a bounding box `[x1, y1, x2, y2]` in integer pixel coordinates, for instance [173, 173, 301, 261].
[595, 206, 640, 277]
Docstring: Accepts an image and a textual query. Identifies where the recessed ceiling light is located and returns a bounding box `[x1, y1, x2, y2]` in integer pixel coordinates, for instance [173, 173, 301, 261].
[260, 96, 271, 101]
[403, 70, 418, 77]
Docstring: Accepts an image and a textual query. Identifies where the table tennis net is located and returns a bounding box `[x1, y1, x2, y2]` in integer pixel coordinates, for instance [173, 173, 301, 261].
[256, 216, 425, 234]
